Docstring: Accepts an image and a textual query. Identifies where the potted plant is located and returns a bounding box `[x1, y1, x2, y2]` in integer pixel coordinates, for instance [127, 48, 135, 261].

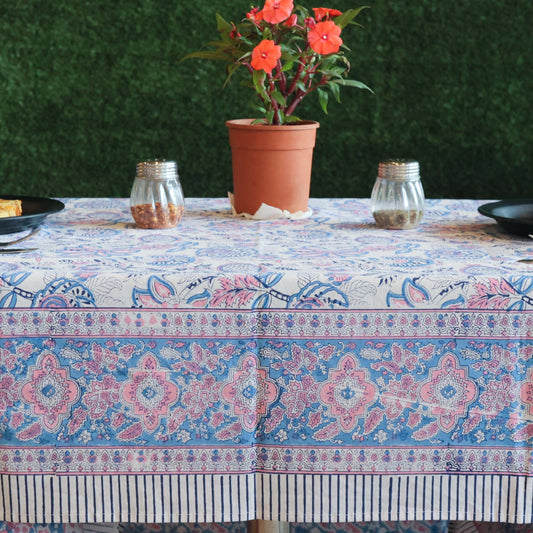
[185, 0, 371, 216]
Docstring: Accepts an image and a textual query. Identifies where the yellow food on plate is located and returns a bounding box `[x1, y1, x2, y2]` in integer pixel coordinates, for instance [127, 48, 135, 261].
[0, 198, 22, 218]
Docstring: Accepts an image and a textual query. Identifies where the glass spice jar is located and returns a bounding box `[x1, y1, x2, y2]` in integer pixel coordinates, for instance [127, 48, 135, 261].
[130, 160, 185, 229]
[370, 159, 425, 229]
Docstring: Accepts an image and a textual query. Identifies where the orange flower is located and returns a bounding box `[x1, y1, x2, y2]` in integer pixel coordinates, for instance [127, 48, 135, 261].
[308, 20, 343, 55]
[262, 0, 294, 24]
[313, 7, 343, 21]
[251, 39, 282, 74]
[247, 7, 264, 22]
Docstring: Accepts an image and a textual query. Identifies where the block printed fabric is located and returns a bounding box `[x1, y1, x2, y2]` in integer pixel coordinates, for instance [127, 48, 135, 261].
[0, 198, 532, 526]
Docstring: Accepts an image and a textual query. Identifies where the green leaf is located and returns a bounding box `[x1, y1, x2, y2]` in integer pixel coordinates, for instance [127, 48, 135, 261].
[317, 88, 329, 114]
[320, 67, 348, 77]
[253, 69, 266, 83]
[337, 78, 374, 92]
[205, 40, 230, 50]
[320, 57, 337, 69]
[223, 62, 242, 88]
[250, 102, 267, 115]
[262, 27, 273, 40]
[327, 81, 341, 103]
[236, 51, 252, 63]
[338, 56, 351, 69]
[180, 51, 228, 62]
[253, 70, 270, 101]
[281, 60, 295, 72]
[215, 13, 233, 33]
[284, 115, 302, 123]
[271, 90, 286, 107]
[239, 36, 255, 46]
[334, 6, 369, 29]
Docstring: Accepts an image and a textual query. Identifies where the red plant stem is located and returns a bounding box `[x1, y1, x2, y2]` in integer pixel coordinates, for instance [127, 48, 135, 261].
[302, 63, 319, 84]
[276, 59, 286, 94]
[243, 62, 254, 75]
[285, 94, 304, 116]
[267, 73, 281, 125]
[286, 60, 306, 96]
[285, 63, 317, 116]
[286, 76, 328, 116]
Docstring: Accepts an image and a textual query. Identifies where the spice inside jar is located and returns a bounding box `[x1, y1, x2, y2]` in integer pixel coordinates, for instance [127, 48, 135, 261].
[372, 208, 424, 229]
[130, 160, 185, 229]
[370, 159, 424, 229]
[130, 202, 185, 229]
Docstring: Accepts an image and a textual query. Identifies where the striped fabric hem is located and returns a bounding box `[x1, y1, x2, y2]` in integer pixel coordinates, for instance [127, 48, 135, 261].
[1, 473, 532, 524]
[255, 473, 533, 523]
[0, 473, 255, 524]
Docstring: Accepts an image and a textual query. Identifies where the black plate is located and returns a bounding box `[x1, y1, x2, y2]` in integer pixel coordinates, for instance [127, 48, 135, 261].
[478, 199, 533, 237]
[0, 195, 65, 235]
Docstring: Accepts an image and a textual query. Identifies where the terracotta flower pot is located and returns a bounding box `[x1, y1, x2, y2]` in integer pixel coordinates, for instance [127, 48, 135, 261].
[226, 119, 320, 215]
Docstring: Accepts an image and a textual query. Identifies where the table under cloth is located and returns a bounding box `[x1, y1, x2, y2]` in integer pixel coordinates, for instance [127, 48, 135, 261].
[0, 197, 532, 528]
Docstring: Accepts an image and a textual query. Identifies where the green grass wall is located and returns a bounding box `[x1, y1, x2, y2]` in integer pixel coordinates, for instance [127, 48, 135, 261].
[0, 0, 531, 199]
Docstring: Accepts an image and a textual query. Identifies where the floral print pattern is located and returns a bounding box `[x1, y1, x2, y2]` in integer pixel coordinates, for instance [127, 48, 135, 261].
[122, 353, 180, 433]
[1, 198, 533, 312]
[222, 354, 278, 431]
[1, 331, 531, 451]
[319, 354, 377, 431]
[419, 354, 477, 432]
[20, 352, 80, 432]
[1, 198, 532, 527]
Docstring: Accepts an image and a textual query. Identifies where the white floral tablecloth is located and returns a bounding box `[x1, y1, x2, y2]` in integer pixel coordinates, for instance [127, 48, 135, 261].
[0, 198, 532, 529]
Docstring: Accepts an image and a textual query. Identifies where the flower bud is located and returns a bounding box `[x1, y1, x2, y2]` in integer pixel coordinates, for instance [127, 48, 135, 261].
[284, 14, 298, 27]
[229, 23, 242, 39]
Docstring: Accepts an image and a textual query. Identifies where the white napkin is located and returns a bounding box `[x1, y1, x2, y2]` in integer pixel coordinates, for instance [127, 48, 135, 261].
[228, 192, 312, 220]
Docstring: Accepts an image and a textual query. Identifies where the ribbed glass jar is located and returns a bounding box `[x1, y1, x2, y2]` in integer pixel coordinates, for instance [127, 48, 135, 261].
[370, 159, 425, 229]
[130, 160, 185, 229]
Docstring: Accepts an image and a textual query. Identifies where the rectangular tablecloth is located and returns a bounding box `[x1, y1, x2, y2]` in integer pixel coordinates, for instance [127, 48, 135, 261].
[0, 198, 532, 525]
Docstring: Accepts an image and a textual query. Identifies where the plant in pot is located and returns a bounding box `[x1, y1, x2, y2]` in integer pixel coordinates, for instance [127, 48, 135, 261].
[185, 0, 371, 216]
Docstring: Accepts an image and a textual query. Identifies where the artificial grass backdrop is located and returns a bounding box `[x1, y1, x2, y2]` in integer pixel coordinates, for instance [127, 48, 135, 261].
[0, 0, 531, 199]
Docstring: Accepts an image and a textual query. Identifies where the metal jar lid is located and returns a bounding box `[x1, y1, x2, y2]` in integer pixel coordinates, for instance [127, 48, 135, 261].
[136, 160, 178, 180]
[378, 159, 420, 180]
